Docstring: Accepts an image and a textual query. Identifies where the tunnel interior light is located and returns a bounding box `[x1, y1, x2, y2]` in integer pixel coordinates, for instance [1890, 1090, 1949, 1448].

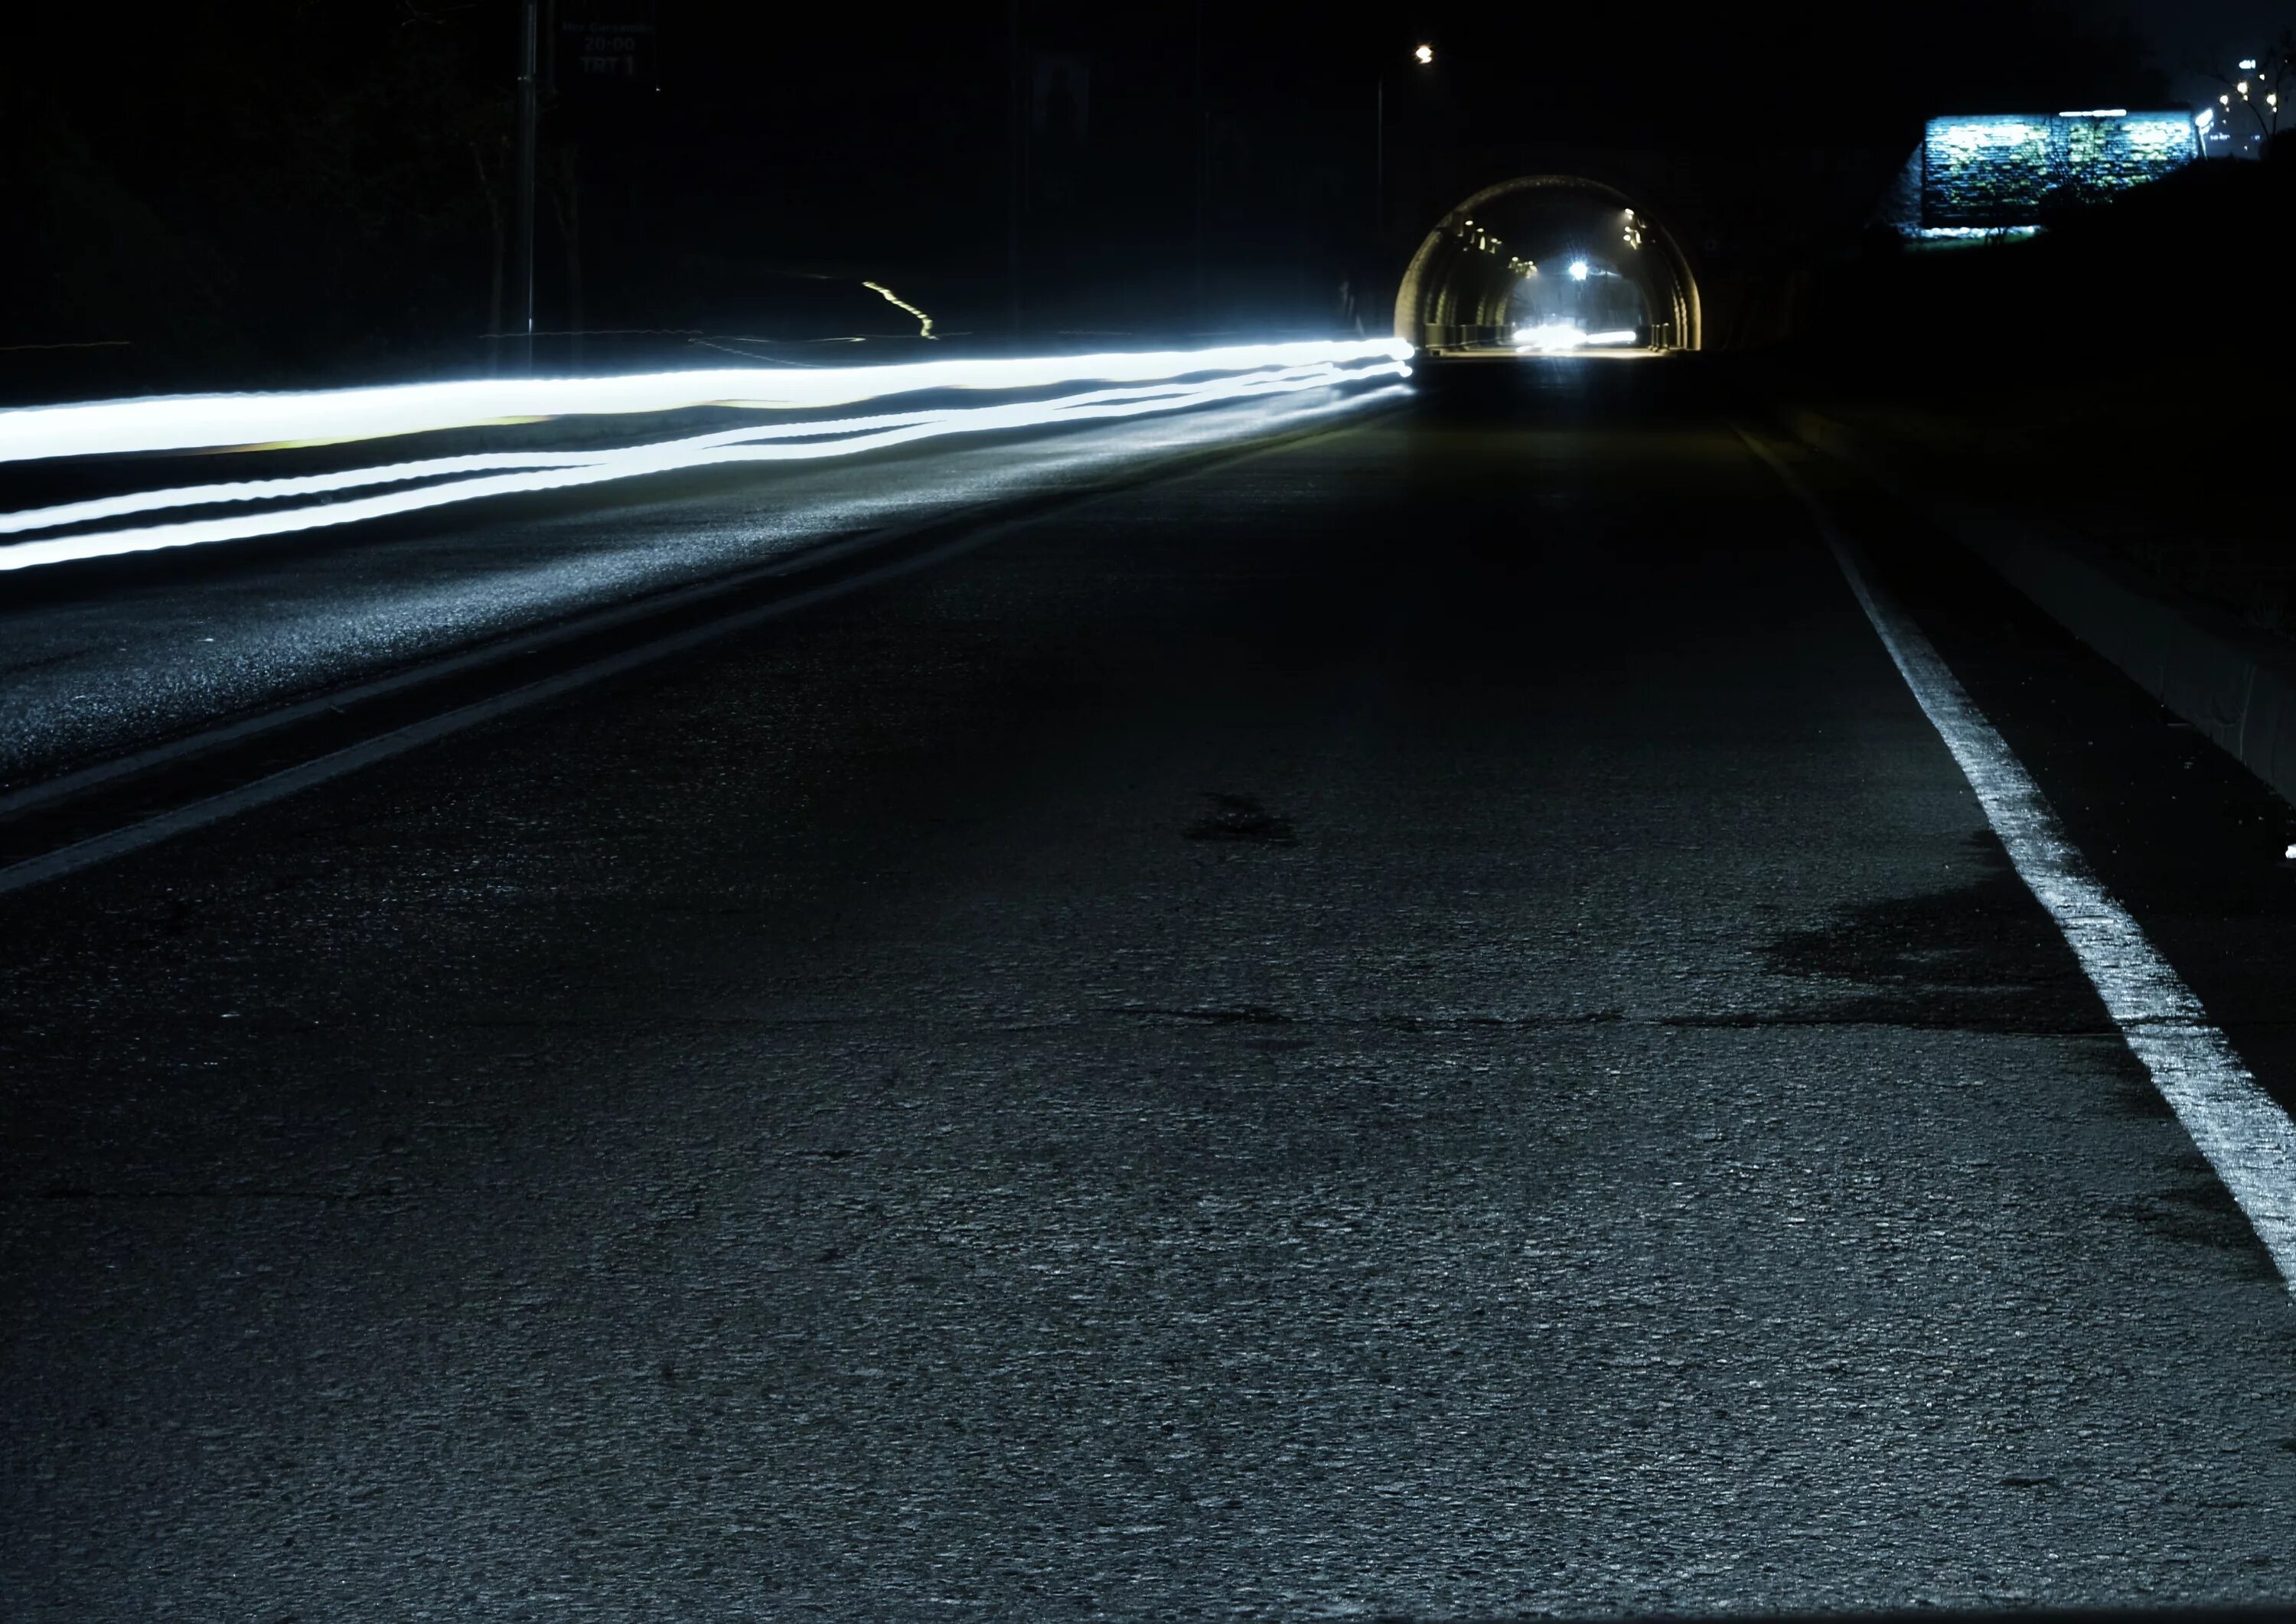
[2197, 108, 2215, 128]
[2240, 58, 2258, 72]
[1511, 323, 1587, 351]
[2056, 108, 2128, 117]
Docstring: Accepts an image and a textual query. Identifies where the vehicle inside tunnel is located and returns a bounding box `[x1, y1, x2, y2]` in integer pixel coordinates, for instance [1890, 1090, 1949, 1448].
[1394, 177, 1702, 356]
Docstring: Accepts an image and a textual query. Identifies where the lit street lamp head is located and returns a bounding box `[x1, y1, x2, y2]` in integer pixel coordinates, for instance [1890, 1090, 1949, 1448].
[1414, 44, 1433, 66]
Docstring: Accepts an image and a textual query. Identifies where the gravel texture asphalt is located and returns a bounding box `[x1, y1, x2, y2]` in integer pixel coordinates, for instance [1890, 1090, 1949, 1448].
[3, 367, 2294, 1619]
[0, 383, 1389, 791]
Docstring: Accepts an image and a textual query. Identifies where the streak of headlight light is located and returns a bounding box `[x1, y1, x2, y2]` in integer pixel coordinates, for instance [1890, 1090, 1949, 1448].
[0, 360, 1407, 572]
[860, 282, 935, 341]
[0, 339, 1416, 465]
[1581, 331, 1640, 346]
[0, 366, 1379, 537]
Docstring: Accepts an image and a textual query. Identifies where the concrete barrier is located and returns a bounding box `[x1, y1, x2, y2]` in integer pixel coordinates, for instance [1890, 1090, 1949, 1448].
[1786, 406, 2296, 811]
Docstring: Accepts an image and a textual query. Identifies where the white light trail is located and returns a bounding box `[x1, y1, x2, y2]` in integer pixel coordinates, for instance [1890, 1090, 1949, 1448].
[1512, 324, 1590, 351]
[860, 281, 935, 341]
[0, 339, 1413, 465]
[0, 351, 1410, 572]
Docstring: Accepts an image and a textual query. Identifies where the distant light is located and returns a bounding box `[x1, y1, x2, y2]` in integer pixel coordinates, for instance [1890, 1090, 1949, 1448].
[2238, 81, 2250, 95]
[1414, 43, 1433, 65]
[2056, 108, 2128, 117]
[2124, 116, 2195, 150]
[2240, 58, 2258, 71]
[2223, 93, 2233, 105]
[1511, 323, 1588, 351]
[1915, 225, 2041, 240]
[860, 280, 934, 341]
[1933, 119, 2040, 152]
[1569, 260, 1589, 281]
[1583, 330, 1639, 346]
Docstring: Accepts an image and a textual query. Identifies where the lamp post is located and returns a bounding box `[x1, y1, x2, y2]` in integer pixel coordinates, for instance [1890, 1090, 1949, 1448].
[1007, 0, 1022, 333]
[1375, 43, 1435, 244]
[515, 0, 540, 374]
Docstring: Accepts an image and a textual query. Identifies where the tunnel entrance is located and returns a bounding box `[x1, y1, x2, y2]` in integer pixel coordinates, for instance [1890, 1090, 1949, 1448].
[1394, 177, 1701, 355]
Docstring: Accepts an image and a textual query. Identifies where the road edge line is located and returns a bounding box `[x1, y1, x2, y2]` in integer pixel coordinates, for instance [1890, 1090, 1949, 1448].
[1777, 404, 2296, 814]
[1740, 426, 2296, 1295]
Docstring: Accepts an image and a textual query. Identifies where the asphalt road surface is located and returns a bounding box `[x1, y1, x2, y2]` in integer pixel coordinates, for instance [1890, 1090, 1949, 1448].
[5, 364, 2296, 1619]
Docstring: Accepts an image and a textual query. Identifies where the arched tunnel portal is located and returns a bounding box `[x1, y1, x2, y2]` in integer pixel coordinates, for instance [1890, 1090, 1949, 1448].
[1394, 176, 1703, 354]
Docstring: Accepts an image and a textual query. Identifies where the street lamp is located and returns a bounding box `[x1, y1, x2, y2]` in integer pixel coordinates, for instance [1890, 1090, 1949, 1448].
[1376, 44, 1436, 241]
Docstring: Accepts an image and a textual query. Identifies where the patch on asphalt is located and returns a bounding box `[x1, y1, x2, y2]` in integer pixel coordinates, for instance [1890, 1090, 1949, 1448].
[1678, 832, 2115, 1035]
[2106, 1150, 2285, 1277]
[1120, 1004, 1292, 1026]
[1184, 792, 1296, 846]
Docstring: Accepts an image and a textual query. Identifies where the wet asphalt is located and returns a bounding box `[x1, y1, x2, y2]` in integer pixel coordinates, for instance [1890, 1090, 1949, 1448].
[4, 365, 2296, 1619]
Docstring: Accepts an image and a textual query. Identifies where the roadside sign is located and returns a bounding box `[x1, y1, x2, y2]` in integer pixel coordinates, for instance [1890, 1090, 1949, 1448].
[558, 0, 657, 93]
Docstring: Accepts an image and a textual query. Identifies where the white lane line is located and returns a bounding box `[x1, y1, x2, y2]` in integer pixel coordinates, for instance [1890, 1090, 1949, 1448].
[1743, 429, 2296, 1292]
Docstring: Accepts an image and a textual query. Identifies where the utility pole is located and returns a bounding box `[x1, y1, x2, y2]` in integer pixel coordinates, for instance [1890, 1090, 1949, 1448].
[1374, 73, 1384, 245]
[1007, 0, 1022, 334]
[515, 0, 540, 374]
[1192, 0, 1206, 328]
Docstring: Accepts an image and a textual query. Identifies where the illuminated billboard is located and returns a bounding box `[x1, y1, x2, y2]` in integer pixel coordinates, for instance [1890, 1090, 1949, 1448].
[1916, 112, 2200, 234]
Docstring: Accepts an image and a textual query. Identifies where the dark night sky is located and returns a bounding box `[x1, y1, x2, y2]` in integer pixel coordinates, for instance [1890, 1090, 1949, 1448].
[4, 0, 2284, 390]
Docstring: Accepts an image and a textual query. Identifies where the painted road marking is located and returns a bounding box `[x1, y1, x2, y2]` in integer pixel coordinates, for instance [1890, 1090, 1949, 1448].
[1745, 431, 2296, 1292]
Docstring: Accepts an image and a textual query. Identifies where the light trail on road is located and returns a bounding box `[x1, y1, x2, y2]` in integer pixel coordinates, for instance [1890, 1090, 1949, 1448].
[0, 339, 1413, 465]
[0, 342, 1410, 573]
